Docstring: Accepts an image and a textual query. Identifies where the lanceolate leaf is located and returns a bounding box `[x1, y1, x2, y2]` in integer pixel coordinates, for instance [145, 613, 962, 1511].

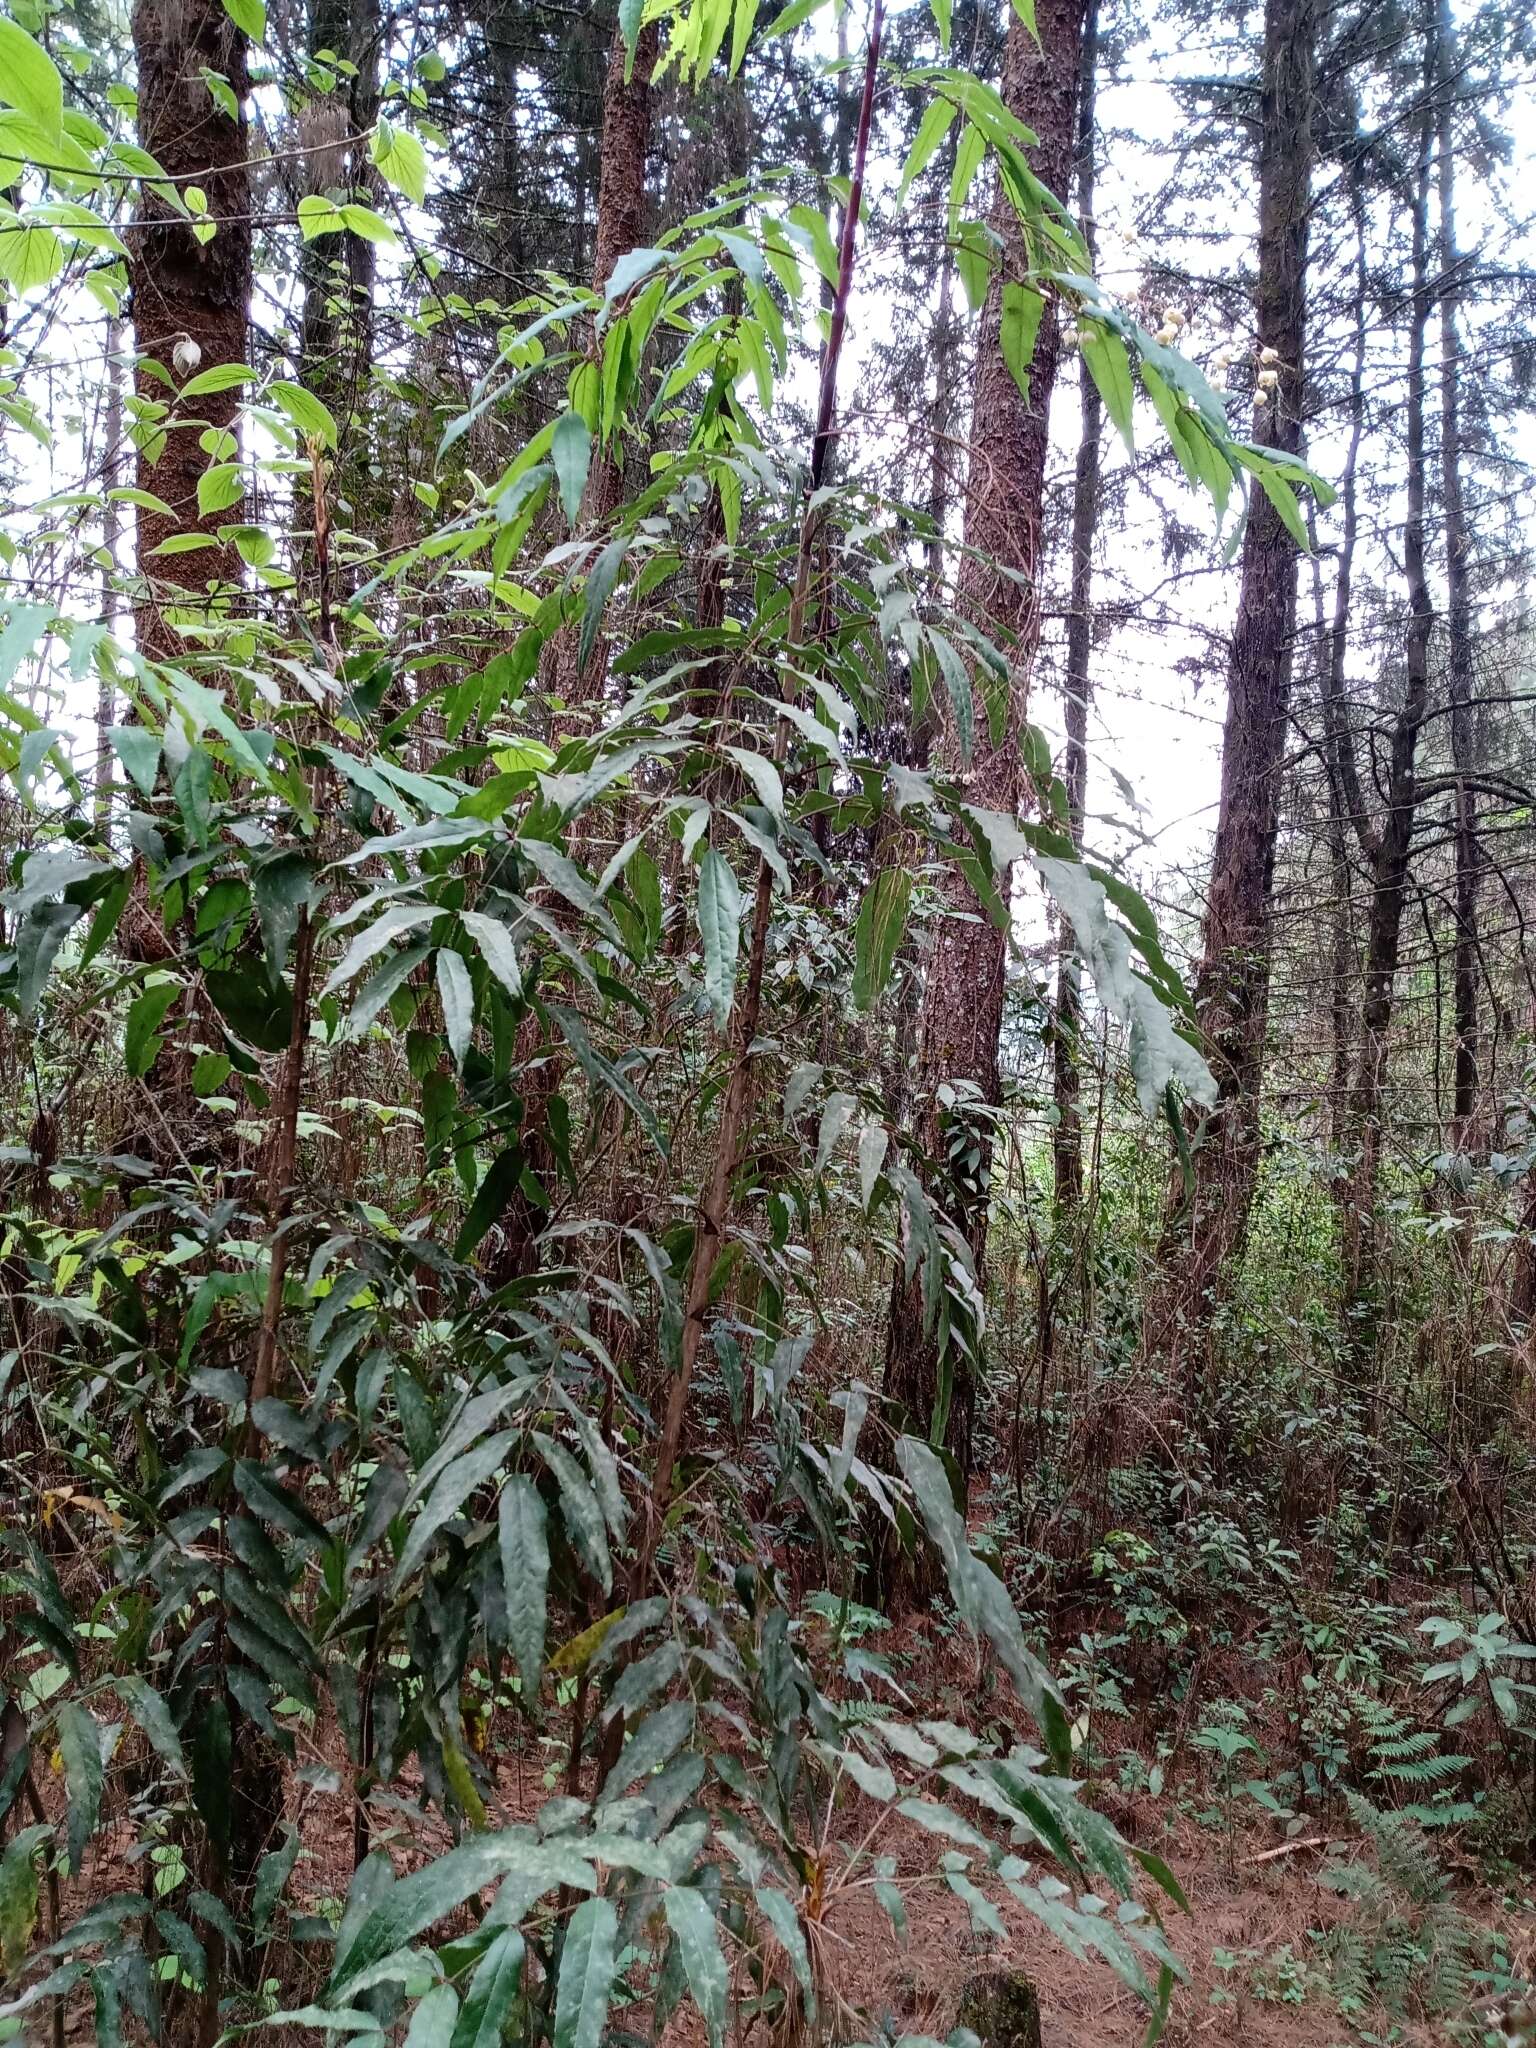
[497, 1476, 549, 1694]
[696, 850, 741, 1029]
[661, 1887, 728, 2048]
[553, 1897, 618, 2048]
[852, 869, 911, 1013]
[56, 1703, 105, 1876]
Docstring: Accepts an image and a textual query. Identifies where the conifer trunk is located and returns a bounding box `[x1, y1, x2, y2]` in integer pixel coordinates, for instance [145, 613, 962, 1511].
[1147, 0, 1314, 1377]
[127, 0, 251, 657]
[1436, 0, 1478, 1144]
[882, 0, 1087, 1491]
[1052, 0, 1101, 1218]
[1341, 51, 1437, 1340]
[545, 23, 659, 731]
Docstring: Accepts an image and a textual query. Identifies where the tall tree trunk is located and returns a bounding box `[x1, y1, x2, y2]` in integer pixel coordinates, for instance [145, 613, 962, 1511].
[97, 319, 125, 837]
[1147, 0, 1315, 1381]
[1051, 0, 1101, 1218]
[299, 0, 381, 436]
[545, 22, 659, 733]
[881, 0, 1087, 1494]
[127, 0, 251, 658]
[1341, 51, 1437, 1341]
[1319, 183, 1369, 1165]
[1436, 0, 1478, 1145]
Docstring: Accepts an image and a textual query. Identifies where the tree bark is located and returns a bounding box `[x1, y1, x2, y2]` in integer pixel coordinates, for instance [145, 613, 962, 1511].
[545, 23, 660, 735]
[881, 0, 1087, 1493]
[1051, 0, 1101, 1219]
[1318, 183, 1369, 1165]
[127, 0, 251, 658]
[1147, 0, 1314, 1379]
[1436, 0, 1478, 1145]
[1341, 50, 1437, 1342]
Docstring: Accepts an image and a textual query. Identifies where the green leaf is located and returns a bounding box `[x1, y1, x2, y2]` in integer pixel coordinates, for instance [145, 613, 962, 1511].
[125, 980, 179, 1077]
[339, 202, 396, 245]
[454, 1145, 525, 1260]
[451, 1929, 524, 2048]
[108, 724, 160, 798]
[754, 1887, 814, 2009]
[0, 20, 64, 143]
[270, 380, 337, 449]
[1080, 319, 1134, 453]
[0, 215, 63, 293]
[253, 1825, 301, 1937]
[180, 362, 256, 397]
[764, 0, 823, 35]
[221, 0, 266, 38]
[1034, 855, 1215, 1114]
[329, 1835, 595, 1999]
[459, 910, 522, 1003]
[436, 947, 473, 1067]
[297, 193, 345, 240]
[930, 0, 951, 53]
[196, 462, 243, 516]
[56, 1703, 105, 1877]
[395, 1431, 516, 1586]
[553, 1897, 618, 2048]
[896, 1436, 1071, 1769]
[371, 118, 427, 205]
[579, 536, 628, 673]
[898, 96, 956, 204]
[405, 1986, 460, 2047]
[661, 1888, 727, 2048]
[852, 869, 911, 1013]
[498, 1476, 549, 1696]
[191, 1694, 233, 1871]
[696, 849, 741, 1029]
[618, 0, 645, 65]
[0, 1824, 50, 1975]
[205, 962, 293, 1052]
[1000, 282, 1044, 403]
[113, 1678, 186, 1776]
[552, 410, 590, 524]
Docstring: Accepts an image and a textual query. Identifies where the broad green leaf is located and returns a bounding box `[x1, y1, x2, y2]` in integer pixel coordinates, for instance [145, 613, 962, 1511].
[553, 1897, 618, 2048]
[696, 849, 741, 1029]
[0, 20, 64, 143]
[405, 1986, 460, 2047]
[221, 0, 266, 39]
[497, 1476, 549, 1694]
[270, 380, 337, 449]
[196, 462, 243, 516]
[108, 725, 160, 799]
[754, 1887, 814, 2008]
[1034, 854, 1215, 1114]
[662, 1888, 727, 2048]
[370, 118, 427, 205]
[179, 362, 256, 397]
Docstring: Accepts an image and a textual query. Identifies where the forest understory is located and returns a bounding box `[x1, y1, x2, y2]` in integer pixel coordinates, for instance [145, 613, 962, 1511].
[2, 0, 1536, 2036]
